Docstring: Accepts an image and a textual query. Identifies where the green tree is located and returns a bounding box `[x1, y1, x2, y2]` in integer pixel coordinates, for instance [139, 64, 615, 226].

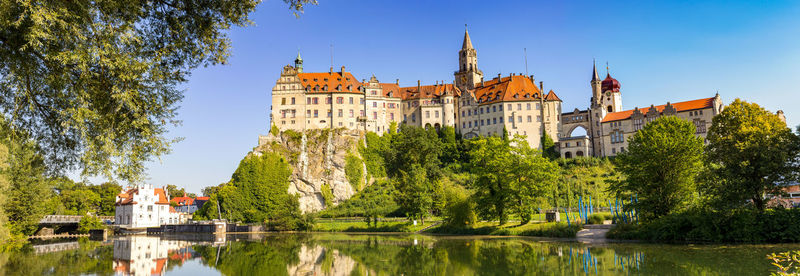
[92, 182, 122, 216]
[393, 164, 437, 224]
[704, 99, 800, 210]
[386, 125, 443, 178]
[77, 215, 104, 233]
[165, 184, 187, 199]
[612, 116, 704, 221]
[540, 130, 560, 160]
[214, 152, 302, 229]
[2, 135, 52, 235]
[468, 136, 559, 224]
[0, 136, 9, 243]
[0, 0, 314, 182]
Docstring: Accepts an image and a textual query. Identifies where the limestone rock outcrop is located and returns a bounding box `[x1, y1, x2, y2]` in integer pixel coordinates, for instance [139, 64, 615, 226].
[255, 129, 365, 213]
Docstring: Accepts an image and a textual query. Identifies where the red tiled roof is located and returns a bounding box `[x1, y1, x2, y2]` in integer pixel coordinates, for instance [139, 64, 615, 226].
[196, 196, 210, 201]
[472, 75, 555, 105]
[152, 258, 167, 274]
[399, 83, 461, 100]
[116, 187, 170, 205]
[298, 72, 362, 94]
[601, 97, 715, 123]
[545, 90, 561, 101]
[379, 83, 402, 98]
[171, 196, 194, 206]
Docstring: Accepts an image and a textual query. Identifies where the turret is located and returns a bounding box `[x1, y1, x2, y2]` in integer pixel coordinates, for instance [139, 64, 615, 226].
[294, 51, 303, 73]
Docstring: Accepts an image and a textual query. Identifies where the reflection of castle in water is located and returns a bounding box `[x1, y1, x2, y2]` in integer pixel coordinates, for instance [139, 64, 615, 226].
[112, 236, 195, 276]
[287, 244, 357, 276]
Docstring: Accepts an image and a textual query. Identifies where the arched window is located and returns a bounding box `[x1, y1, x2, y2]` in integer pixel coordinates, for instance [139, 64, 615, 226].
[564, 152, 572, 158]
[607, 106, 613, 112]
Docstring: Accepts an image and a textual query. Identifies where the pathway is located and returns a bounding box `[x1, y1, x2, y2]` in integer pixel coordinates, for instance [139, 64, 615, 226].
[576, 224, 613, 243]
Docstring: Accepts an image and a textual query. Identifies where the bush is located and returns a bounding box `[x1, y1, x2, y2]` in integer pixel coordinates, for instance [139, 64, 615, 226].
[588, 213, 607, 224]
[607, 207, 800, 243]
[77, 215, 104, 233]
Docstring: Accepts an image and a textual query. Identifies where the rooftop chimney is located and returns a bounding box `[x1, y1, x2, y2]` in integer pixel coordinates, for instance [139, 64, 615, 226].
[329, 67, 333, 75]
[417, 80, 421, 91]
[396, 79, 399, 85]
[340, 66, 346, 75]
[497, 73, 501, 79]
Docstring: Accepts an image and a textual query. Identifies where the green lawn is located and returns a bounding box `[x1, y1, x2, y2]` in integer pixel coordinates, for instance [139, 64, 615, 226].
[314, 218, 440, 233]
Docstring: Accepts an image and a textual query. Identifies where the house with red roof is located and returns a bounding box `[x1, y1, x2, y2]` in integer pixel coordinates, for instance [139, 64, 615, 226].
[114, 184, 186, 229]
[170, 194, 211, 214]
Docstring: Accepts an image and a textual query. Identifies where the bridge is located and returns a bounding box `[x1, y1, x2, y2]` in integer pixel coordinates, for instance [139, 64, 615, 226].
[39, 215, 115, 225]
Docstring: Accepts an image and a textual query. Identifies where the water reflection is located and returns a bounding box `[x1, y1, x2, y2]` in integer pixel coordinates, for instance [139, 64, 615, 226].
[112, 236, 194, 276]
[1, 234, 799, 275]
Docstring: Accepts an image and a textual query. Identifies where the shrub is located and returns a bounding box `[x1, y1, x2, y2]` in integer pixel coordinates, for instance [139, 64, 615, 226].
[608, 208, 800, 243]
[588, 213, 606, 224]
[344, 153, 363, 190]
[77, 215, 104, 233]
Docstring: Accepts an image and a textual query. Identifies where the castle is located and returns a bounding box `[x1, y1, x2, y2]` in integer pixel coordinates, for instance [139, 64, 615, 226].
[270, 27, 724, 157]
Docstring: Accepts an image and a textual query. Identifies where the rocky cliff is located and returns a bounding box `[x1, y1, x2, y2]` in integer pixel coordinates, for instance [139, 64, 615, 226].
[255, 128, 366, 213]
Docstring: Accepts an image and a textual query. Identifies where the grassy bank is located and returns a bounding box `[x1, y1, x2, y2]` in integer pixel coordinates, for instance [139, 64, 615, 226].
[425, 221, 581, 238]
[313, 218, 438, 233]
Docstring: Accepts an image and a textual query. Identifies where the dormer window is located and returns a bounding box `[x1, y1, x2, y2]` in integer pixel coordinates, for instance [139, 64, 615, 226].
[336, 85, 342, 91]
[347, 85, 352, 90]
[337, 78, 342, 81]
[303, 79, 308, 82]
[313, 78, 318, 81]
[323, 85, 328, 91]
[314, 85, 320, 92]
[324, 78, 328, 82]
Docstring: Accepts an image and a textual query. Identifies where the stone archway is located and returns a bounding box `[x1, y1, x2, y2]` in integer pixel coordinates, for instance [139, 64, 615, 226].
[564, 152, 573, 159]
[576, 151, 584, 157]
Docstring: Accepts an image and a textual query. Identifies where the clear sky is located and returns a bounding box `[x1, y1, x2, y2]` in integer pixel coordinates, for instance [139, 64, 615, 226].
[100, 0, 800, 193]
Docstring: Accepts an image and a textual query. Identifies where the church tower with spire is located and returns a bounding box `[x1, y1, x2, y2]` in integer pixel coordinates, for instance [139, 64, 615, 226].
[454, 26, 483, 91]
[294, 51, 303, 73]
[590, 60, 602, 108]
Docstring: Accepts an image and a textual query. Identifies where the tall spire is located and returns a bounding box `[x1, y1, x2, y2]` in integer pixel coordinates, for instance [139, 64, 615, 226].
[462, 24, 473, 49]
[591, 59, 599, 81]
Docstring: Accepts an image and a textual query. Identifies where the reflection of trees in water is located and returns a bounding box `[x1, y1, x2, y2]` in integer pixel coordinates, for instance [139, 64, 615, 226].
[193, 234, 309, 275]
[0, 238, 114, 275]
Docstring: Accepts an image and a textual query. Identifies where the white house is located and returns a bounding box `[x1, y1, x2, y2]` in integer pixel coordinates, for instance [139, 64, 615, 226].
[115, 184, 186, 229]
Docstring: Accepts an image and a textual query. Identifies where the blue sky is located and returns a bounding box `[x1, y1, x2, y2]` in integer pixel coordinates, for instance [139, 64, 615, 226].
[99, 0, 800, 193]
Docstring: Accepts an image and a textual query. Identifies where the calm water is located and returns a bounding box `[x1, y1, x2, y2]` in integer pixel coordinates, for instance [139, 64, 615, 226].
[1, 233, 798, 275]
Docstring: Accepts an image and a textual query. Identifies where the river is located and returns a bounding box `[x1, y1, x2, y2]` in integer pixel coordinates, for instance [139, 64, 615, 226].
[1, 233, 798, 275]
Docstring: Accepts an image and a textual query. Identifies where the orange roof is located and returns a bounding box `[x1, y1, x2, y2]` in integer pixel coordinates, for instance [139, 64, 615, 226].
[298, 72, 362, 94]
[116, 187, 170, 205]
[399, 83, 461, 100]
[601, 97, 715, 123]
[114, 260, 130, 273]
[152, 258, 167, 274]
[379, 83, 402, 98]
[171, 196, 194, 206]
[472, 75, 554, 105]
[545, 90, 561, 101]
[196, 196, 210, 201]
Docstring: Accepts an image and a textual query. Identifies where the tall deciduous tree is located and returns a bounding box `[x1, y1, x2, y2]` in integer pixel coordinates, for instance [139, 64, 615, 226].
[705, 99, 800, 210]
[469, 136, 558, 224]
[612, 116, 704, 221]
[0, 0, 315, 181]
[540, 130, 559, 160]
[392, 164, 437, 223]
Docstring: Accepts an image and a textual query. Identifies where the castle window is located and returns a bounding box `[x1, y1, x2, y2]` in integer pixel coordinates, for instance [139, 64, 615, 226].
[633, 119, 643, 131]
[536, 103, 542, 110]
[537, 116, 542, 122]
[493, 118, 497, 124]
[349, 110, 354, 118]
[390, 113, 395, 120]
[307, 110, 311, 117]
[607, 106, 613, 112]
[327, 111, 332, 118]
[314, 110, 318, 117]
[373, 102, 377, 108]
[694, 119, 707, 134]
[336, 85, 342, 91]
[349, 97, 354, 104]
[518, 116, 522, 123]
[469, 122, 472, 128]
[527, 116, 532, 122]
[412, 113, 416, 122]
[527, 103, 531, 110]
[323, 85, 329, 91]
[426, 111, 430, 118]
[338, 109, 343, 117]
[373, 112, 377, 119]
[291, 97, 295, 105]
[281, 98, 286, 105]
[435, 111, 439, 118]
[307, 97, 311, 104]
[314, 85, 320, 92]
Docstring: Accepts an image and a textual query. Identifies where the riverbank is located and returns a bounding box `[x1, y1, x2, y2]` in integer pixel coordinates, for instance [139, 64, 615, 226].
[314, 219, 582, 238]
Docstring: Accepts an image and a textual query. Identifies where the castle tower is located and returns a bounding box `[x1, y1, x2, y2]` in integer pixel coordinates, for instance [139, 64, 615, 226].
[600, 71, 622, 113]
[590, 60, 602, 108]
[454, 26, 483, 91]
[294, 51, 303, 73]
